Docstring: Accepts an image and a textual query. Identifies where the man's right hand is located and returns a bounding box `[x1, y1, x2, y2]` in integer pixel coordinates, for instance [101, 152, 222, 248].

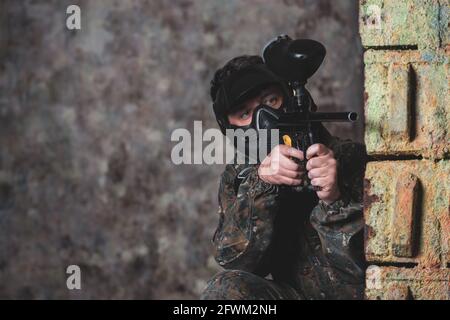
[258, 145, 305, 185]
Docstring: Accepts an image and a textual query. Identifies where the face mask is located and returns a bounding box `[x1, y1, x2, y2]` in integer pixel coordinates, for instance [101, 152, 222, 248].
[212, 64, 291, 135]
[226, 104, 285, 164]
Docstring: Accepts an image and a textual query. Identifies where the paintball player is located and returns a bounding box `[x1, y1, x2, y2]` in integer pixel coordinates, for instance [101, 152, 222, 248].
[201, 54, 367, 300]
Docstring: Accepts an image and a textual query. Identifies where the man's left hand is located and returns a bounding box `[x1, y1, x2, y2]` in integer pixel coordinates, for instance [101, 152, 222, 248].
[306, 143, 341, 205]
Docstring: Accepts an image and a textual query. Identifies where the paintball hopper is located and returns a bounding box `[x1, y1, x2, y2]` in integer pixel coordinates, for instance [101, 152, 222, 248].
[262, 35, 326, 83]
[256, 34, 357, 127]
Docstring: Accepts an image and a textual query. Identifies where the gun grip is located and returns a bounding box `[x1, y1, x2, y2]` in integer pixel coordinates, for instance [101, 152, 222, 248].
[284, 134, 322, 192]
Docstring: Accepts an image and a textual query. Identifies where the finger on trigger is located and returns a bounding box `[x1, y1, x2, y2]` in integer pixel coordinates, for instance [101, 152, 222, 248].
[287, 147, 304, 160]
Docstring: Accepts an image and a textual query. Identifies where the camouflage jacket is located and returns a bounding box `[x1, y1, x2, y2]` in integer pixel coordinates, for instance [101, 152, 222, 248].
[212, 130, 367, 299]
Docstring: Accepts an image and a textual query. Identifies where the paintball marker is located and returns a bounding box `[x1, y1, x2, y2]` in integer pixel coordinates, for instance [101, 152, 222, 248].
[255, 35, 358, 192]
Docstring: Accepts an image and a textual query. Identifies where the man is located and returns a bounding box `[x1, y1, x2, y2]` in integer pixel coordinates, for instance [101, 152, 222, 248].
[201, 55, 367, 299]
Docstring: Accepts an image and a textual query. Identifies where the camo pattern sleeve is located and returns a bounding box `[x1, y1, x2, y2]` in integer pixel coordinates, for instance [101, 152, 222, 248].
[212, 164, 280, 273]
[310, 137, 367, 283]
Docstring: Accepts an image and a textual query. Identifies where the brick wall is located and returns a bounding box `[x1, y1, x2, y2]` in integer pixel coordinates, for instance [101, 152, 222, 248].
[360, 0, 449, 299]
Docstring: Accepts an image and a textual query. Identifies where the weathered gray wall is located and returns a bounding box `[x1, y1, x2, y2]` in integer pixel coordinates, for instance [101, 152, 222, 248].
[0, 0, 363, 299]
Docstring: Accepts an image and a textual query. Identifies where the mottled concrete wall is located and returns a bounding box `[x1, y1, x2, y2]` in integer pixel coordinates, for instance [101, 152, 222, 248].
[0, 0, 363, 299]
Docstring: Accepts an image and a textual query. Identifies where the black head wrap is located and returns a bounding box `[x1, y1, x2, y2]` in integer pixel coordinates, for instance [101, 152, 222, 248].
[212, 64, 290, 134]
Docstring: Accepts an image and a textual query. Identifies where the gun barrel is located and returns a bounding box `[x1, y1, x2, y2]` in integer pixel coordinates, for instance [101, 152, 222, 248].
[278, 111, 358, 127]
[310, 112, 358, 122]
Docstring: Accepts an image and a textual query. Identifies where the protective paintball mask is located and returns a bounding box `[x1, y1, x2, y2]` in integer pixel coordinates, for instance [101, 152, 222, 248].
[212, 64, 291, 163]
[212, 64, 291, 134]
